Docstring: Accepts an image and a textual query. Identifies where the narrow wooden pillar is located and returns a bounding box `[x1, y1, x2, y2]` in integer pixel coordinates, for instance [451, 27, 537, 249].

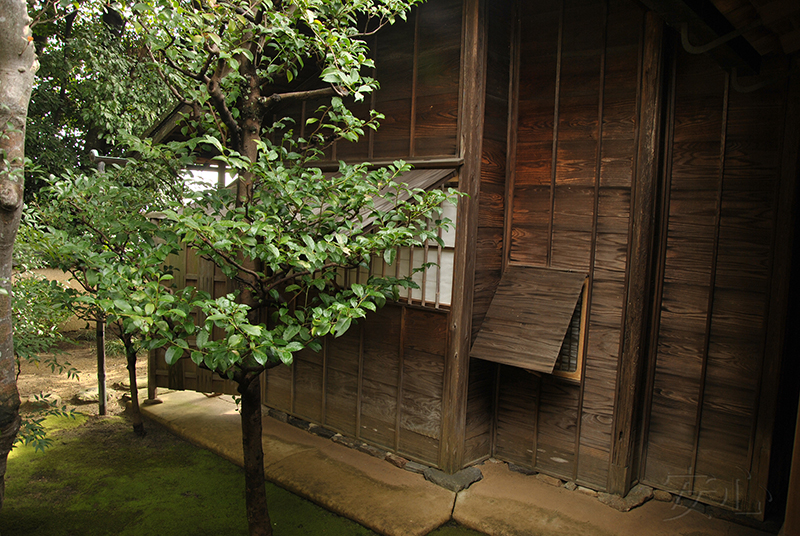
[439, 0, 487, 474]
[608, 11, 665, 495]
[96, 318, 107, 416]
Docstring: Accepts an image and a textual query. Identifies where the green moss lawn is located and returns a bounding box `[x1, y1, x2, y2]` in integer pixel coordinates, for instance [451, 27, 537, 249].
[1, 414, 485, 536]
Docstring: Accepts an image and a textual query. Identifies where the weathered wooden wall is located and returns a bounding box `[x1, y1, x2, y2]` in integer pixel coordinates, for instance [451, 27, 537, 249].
[490, 0, 644, 490]
[265, 304, 449, 465]
[639, 46, 793, 515]
[462, 0, 514, 467]
[275, 0, 463, 165]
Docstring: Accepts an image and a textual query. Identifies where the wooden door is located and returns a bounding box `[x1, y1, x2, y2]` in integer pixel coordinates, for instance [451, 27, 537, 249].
[639, 44, 791, 518]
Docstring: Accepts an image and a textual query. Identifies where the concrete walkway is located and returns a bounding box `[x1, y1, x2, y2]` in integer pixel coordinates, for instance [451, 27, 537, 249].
[141, 390, 776, 536]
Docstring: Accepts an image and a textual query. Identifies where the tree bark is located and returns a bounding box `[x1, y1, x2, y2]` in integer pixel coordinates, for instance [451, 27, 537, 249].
[123, 335, 145, 437]
[0, 0, 38, 511]
[238, 373, 271, 536]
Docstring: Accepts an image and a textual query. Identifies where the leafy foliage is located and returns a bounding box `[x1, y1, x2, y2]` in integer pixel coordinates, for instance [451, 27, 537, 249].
[155, 153, 457, 377]
[25, 0, 172, 199]
[38, 170, 181, 349]
[11, 273, 76, 378]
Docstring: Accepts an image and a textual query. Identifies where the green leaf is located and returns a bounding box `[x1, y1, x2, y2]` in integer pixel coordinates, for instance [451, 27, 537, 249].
[113, 299, 132, 312]
[241, 324, 262, 337]
[196, 329, 209, 348]
[165, 346, 183, 365]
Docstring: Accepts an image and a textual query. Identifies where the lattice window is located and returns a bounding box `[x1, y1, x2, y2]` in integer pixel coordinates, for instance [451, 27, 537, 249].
[339, 198, 457, 309]
[552, 280, 587, 381]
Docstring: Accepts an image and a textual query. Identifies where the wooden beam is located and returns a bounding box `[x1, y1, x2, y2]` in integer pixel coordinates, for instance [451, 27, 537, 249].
[439, 0, 487, 474]
[608, 11, 665, 496]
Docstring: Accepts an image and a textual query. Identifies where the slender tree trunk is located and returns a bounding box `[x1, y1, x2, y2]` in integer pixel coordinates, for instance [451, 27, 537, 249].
[0, 0, 37, 511]
[96, 319, 107, 415]
[123, 335, 145, 437]
[238, 373, 271, 536]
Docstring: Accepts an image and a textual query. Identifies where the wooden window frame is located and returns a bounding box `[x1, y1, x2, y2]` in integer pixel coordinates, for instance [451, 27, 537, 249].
[551, 277, 588, 383]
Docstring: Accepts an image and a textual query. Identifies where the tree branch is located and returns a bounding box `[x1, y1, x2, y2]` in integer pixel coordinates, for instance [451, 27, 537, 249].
[258, 87, 339, 111]
[206, 58, 242, 150]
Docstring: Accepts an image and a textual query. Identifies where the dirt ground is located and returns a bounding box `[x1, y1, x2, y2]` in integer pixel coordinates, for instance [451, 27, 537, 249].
[16, 331, 149, 416]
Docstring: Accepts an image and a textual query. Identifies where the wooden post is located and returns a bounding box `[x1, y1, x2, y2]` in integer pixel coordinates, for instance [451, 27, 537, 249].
[96, 318, 107, 416]
[439, 0, 487, 474]
[608, 11, 665, 496]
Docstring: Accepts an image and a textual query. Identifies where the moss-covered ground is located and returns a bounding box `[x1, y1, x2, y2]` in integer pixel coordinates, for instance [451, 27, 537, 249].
[1, 414, 485, 536]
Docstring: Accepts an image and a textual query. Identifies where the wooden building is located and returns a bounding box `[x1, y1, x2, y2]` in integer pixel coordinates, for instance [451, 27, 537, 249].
[150, 0, 800, 527]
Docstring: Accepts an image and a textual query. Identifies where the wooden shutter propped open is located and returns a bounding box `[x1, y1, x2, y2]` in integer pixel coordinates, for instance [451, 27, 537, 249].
[470, 265, 587, 373]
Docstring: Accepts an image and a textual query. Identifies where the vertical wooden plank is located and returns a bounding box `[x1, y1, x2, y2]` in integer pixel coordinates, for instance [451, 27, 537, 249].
[608, 10, 664, 496]
[547, 1, 565, 268]
[574, 0, 607, 483]
[395, 307, 407, 451]
[752, 68, 800, 519]
[494, 365, 539, 467]
[440, 0, 486, 474]
[356, 321, 364, 440]
[501, 7, 520, 274]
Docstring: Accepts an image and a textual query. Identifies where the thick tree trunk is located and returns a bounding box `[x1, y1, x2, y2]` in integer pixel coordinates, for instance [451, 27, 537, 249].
[123, 336, 145, 437]
[0, 0, 37, 511]
[238, 374, 271, 536]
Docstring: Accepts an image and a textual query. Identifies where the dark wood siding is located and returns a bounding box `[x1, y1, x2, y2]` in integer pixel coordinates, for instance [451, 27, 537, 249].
[640, 46, 791, 515]
[262, 303, 448, 467]
[297, 0, 463, 165]
[464, 0, 514, 466]
[494, 0, 644, 489]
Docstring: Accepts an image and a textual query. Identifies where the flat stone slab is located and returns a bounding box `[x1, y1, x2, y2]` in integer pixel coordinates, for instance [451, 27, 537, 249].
[424, 466, 483, 492]
[453, 459, 772, 536]
[598, 484, 654, 512]
[143, 392, 775, 536]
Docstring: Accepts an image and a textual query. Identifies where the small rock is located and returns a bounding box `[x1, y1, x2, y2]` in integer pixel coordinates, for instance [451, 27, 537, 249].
[536, 473, 563, 487]
[385, 452, 408, 469]
[287, 416, 310, 431]
[598, 484, 653, 512]
[404, 461, 428, 475]
[115, 377, 148, 391]
[267, 408, 288, 423]
[653, 490, 673, 502]
[356, 443, 386, 460]
[75, 388, 100, 403]
[564, 481, 577, 491]
[308, 425, 337, 440]
[424, 466, 483, 492]
[331, 434, 358, 449]
[577, 486, 598, 497]
[508, 463, 536, 476]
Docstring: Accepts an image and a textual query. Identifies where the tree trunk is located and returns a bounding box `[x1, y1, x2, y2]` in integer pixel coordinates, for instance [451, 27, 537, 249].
[238, 373, 271, 536]
[0, 0, 37, 511]
[123, 335, 145, 437]
[96, 318, 107, 415]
